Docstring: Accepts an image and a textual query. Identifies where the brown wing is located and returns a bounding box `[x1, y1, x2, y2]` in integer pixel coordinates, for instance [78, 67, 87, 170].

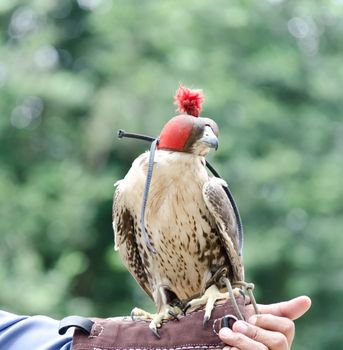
[202, 177, 244, 281]
[113, 184, 153, 299]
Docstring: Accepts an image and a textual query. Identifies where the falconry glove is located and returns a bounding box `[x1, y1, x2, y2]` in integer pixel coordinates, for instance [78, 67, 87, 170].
[60, 296, 248, 350]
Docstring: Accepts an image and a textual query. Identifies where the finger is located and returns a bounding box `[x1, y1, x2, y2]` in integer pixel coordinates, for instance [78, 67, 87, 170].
[247, 295, 311, 320]
[219, 327, 268, 350]
[248, 314, 295, 346]
[232, 321, 289, 350]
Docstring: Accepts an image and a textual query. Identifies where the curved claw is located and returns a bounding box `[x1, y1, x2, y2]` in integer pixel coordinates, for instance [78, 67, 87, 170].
[238, 288, 245, 300]
[130, 310, 136, 321]
[149, 323, 161, 339]
[168, 310, 179, 320]
[183, 303, 192, 315]
[203, 315, 210, 327]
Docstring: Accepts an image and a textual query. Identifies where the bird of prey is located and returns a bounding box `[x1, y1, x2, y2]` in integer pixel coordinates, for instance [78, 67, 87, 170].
[113, 85, 244, 336]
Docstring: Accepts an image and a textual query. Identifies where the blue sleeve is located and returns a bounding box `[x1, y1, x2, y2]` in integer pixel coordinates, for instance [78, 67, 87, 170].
[0, 310, 73, 350]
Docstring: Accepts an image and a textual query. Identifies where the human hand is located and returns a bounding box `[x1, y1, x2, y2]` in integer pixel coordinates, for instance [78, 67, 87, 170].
[219, 295, 311, 350]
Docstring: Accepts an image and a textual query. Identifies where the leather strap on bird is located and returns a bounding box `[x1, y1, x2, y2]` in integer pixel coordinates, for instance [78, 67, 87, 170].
[63, 297, 248, 350]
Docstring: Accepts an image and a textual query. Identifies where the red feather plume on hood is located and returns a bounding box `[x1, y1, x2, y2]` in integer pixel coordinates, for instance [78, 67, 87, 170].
[174, 84, 204, 117]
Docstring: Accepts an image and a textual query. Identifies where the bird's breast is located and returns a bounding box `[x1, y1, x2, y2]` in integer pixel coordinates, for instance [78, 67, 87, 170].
[145, 166, 225, 299]
[121, 151, 227, 300]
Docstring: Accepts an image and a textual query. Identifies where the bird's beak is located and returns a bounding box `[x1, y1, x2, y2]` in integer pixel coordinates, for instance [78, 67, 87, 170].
[200, 126, 219, 150]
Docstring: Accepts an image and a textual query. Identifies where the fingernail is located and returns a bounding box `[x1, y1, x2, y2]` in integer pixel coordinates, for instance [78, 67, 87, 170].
[234, 321, 248, 334]
[219, 327, 233, 338]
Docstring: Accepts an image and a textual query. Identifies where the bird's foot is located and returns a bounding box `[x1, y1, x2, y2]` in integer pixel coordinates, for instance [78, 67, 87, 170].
[131, 304, 182, 338]
[130, 307, 154, 321]
[184, 283, 241, 325]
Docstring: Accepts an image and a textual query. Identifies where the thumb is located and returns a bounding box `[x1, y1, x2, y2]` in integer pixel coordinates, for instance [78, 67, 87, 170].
[257, 295, 312, 320]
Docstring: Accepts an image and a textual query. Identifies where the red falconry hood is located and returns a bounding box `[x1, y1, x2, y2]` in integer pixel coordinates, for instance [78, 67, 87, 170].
[157, 84, 219, 152]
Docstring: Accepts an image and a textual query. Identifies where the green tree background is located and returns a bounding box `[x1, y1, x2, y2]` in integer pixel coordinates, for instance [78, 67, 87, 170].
[0, 0, 342, 349]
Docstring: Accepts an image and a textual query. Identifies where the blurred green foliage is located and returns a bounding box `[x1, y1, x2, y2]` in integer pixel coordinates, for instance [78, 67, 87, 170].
[0, 0, 342, 349]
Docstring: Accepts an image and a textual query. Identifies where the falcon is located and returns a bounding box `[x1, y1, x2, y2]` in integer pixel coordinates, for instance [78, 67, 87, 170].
[113, 85, 244, 336]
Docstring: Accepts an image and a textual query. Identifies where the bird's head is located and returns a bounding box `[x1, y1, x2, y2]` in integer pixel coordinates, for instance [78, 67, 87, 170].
[157, 85, 219, 156]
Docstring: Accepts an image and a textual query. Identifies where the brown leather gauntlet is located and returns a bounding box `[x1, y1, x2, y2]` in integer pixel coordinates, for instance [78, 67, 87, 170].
[70, 297, 247, 350]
